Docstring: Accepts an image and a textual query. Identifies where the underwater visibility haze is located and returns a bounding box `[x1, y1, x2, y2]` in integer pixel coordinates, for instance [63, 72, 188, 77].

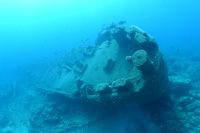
[0, 0, 200, 132]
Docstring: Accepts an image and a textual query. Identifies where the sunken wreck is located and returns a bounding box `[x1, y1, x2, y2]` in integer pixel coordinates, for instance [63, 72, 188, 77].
[49, 23, 169, 105]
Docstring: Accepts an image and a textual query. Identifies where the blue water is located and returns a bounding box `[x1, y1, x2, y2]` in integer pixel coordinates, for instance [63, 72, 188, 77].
[1, 0, 200, 82]
[0, 0, 200, 132]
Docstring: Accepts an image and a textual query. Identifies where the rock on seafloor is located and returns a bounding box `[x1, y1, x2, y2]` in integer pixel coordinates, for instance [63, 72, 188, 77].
[48, 24, 169, 105]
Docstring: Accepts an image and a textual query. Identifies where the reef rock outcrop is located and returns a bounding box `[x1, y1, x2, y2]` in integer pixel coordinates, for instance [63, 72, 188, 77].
[52, 24, 169, 105]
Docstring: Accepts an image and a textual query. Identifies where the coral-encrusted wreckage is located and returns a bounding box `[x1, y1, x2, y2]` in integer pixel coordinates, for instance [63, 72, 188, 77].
[50, 24, 169, 105]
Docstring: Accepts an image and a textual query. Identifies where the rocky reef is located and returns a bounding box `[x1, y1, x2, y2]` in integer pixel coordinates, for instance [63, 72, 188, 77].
[2, 24, 200, 133]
